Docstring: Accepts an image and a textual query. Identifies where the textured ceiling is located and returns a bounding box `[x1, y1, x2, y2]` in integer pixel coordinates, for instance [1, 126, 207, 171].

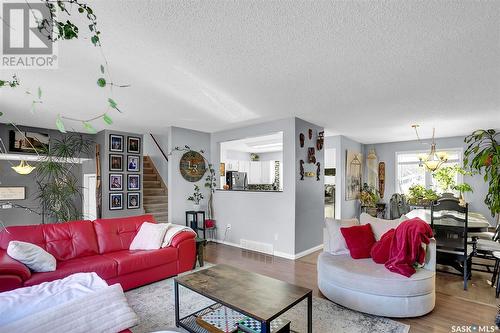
[1, 0, 499, 143]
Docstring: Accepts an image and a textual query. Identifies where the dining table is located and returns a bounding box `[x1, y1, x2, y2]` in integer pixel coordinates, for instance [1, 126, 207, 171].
[406, 208, 491, 232]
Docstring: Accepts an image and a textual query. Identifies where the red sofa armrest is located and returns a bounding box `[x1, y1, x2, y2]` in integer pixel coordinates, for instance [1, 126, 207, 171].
[0, 249, 31, 292]
[170, 231, 196, 248]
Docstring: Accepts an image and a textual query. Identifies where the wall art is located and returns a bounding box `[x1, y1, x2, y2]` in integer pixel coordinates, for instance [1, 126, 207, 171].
[345, 150, 362, 201]
[307, 147, 316, 164]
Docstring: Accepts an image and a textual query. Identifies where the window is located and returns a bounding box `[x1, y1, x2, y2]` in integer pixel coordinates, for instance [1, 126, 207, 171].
[395, 149, 463, 194]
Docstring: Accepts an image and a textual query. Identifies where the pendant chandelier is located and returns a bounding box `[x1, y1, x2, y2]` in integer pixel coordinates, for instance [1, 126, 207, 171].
[11, 160, 36, 175]
[412, 125, 448, 172]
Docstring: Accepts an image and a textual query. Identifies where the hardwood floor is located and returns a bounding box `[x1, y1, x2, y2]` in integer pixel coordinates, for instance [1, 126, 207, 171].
[204, 243, 498, 333]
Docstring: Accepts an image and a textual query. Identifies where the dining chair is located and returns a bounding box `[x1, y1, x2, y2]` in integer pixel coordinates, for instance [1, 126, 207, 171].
[431, 198, 477, 290]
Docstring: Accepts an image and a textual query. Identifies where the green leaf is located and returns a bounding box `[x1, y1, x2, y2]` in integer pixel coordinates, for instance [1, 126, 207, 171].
[37, 87, 42, 99]
[56, 116, 67, 133]
[108, 98, 122, 112]
[100, 65, 105, 74]
[91, 35, 99, 46]
[78, 7, 84, 13]
[0, 111, 3, 116]
[83, 122, 97, 134]
[0, 80, 4, 87]
[103, 113, 113, 125]
[97, 78, 106, 87]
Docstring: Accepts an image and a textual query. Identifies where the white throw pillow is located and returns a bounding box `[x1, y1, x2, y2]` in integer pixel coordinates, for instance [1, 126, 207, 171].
[7, 241, 56, 272]
[360, 213, 409, 241]
[129, 222, 170, 250]
[325, 218, 359, 255]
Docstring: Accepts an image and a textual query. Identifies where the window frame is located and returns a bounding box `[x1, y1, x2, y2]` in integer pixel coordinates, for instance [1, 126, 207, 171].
[394, 147, 464, 195]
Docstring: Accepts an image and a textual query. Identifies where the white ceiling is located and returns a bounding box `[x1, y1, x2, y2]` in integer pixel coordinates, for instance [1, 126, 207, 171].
[1, 1, 499, 144]
[221, 132, 283, 153]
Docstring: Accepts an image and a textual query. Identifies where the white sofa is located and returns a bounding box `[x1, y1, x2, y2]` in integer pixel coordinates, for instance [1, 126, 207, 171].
[317, 218, 436, 318]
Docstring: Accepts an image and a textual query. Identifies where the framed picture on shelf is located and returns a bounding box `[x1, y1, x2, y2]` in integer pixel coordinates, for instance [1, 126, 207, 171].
[109, 154, 123, 171]
[127, 136, 141, 154]
[109, 174, 123, 191]
[109, 134, 124, 152]
[127, 174, 140, 191]
[127, 155, 140, 172]
[127, 192, 140, 209]
[9, 130, 49, 154]
[109, 193, 123, 210]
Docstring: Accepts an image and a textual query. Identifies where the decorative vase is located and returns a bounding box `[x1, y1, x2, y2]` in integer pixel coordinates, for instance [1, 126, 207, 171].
[193, 204, 201, 211]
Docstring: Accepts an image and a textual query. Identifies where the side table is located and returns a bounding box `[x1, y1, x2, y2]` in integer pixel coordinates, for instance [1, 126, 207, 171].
[185, 210, 206, 239]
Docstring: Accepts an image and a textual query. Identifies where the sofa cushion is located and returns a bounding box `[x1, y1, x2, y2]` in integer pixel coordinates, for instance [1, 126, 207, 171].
[130, 222, 170, 250]
[317, 252, 435, 297]
[102, 247, 177, 275]
[340, 224, 376, 259]
[24, 255, 118, 287]
[0, 221, 99, 261]
[360, 213, 408, 241]
[325, 218, 359, 255]
[94, 215, 156, 254]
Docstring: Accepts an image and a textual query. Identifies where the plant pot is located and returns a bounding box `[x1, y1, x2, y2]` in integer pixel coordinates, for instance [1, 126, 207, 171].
[193, 204, 201, 212]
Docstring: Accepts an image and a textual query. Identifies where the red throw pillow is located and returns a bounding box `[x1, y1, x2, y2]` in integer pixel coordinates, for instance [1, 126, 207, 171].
[340, 224, 376, 259]
[371, 228, 395, 264]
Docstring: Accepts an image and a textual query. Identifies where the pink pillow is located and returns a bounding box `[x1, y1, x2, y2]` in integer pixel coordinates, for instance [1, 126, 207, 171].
[340, 224, 376, 259]
[371, 228, 395, 264]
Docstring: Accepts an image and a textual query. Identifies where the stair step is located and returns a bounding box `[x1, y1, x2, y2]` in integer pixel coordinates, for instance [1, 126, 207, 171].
[143, 174, 157, 181]
[144, 188, 167, 196]
[144, 204, 168, 213]
[143, 167, 154, 174]
[143, 180, 162, 188]
[144, 195, 168, 204]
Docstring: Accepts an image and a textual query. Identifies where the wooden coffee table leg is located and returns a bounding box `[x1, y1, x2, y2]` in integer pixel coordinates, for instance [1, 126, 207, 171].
[307, 292, 312, 333]
[174, 280, 180, 327]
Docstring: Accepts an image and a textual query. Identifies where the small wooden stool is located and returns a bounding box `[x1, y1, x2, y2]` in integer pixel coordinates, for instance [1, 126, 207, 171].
[194, 237, 207, 269]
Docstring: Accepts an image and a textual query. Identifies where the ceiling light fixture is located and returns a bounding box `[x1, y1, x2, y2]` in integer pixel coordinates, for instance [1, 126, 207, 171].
[11, 160, 36, 175]
[412, 125, 448, 172]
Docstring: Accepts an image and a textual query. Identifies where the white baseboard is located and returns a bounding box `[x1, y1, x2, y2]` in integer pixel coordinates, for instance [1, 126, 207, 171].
[212, 239, 323, 260]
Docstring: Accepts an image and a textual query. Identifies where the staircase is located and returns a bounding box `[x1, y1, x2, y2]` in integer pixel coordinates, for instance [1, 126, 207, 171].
[143, 156, 168, 223]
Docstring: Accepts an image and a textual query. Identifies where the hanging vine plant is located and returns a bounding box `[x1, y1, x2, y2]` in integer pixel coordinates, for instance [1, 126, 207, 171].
[0, 0, 129, 133]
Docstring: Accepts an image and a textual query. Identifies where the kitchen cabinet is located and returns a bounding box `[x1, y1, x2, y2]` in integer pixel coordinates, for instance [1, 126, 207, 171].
[249, 161, 274, 184]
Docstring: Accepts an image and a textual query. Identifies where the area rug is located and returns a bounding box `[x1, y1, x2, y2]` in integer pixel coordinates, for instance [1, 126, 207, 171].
[125, 268, 409, 333]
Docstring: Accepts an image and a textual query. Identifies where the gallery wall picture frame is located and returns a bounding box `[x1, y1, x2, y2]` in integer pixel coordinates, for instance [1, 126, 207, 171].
[127, 192, 140, 209]
[127, 174, 140, 191]
[109, 174, 123, 191]
[109, 134, 124, 152]
[127, 155, 140, 172]
[127, 136, 141, 154]
[109, 193, 123, 210]
[109, 154, 123, 171]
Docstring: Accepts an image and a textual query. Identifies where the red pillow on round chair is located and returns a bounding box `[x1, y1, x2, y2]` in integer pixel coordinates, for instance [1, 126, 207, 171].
[340, 223, 376, 259]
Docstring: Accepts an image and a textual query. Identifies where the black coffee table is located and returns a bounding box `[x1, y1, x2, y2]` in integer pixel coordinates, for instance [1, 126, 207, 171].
[174, 264, 312, 333]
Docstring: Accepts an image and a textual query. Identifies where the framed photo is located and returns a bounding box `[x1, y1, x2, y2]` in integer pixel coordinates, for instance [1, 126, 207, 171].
[109, 193, 123, 210]
[109, 174, 123, 191]
[127, 192, 140, 209]
[127, 174, 140, 191]
[127, 155, 140, 172]
[127, 136, 141, 154]
[109, 134, 124, 152]
[109, 154, 123, 171]
[0, 186, 26, 200]
[9, 130, 49, 154]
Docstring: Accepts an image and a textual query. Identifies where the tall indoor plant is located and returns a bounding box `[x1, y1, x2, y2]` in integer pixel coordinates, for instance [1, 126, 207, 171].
[464, 129, 500, 224]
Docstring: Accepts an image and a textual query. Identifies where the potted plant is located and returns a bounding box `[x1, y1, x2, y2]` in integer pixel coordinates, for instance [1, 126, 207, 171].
[464, 129, 500, 224]
[188, 185, 204, 211]
[360, 183, 379, 216]
[453, 183, 473, 206]
[407, 184, 439, 206]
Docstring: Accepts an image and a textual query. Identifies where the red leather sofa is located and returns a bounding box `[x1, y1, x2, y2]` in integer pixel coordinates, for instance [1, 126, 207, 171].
[0, 215, 196, 292]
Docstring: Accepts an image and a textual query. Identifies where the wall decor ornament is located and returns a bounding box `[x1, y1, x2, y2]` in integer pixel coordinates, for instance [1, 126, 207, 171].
[316, 131, 324, 151]
[299, 133, 305, 148]
[109, 154, 123, 171]
[109, 174, 123, 191]
[366, 149, 378, 189]
[308, 129, 313, 140]
[316, 162, 321, 181]
[307, 147, 316, 164]
[346, 150, 362, 201]
[300, 160, 305, 180]
[127, 192, 140, 209]
[305, 171, 316, 177]
[179, 151, 207, 182]
[378, 162, 386, 199]
[127, 155, 140, 172]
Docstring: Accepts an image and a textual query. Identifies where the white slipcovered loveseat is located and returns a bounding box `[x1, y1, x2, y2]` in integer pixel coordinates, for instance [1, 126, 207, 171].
[317, 214, 436, 318]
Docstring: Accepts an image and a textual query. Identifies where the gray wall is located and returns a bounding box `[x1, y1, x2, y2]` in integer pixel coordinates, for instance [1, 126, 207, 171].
[143, 133, 168, 184]
[167, 126, 211, 224]
[0, 123, 93, 226]
[370, 136, 492, 223]
[97, 130, 144, 218]
[294, 118, 324, 253]
[211, 118, 297, 256]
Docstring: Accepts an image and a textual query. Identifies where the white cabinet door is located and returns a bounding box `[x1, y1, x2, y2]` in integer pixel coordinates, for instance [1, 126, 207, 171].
[225, 160, 238, 171]
[260, 161, 275, 184]
[249, 161, 262, 184]
[238, 161, 250, 174]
